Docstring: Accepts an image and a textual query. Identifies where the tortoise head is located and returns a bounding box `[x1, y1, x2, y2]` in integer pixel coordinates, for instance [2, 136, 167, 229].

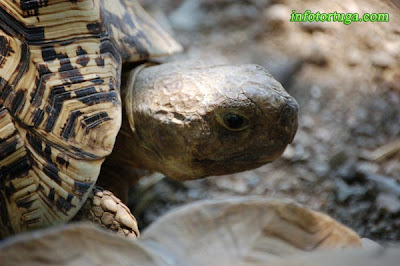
[120, 61, 298, 180]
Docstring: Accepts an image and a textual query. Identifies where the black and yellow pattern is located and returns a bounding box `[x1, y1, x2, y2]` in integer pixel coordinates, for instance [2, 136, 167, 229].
[0, 0, 181, 237]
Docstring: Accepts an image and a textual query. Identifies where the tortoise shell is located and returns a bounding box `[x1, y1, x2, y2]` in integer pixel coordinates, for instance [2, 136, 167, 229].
[0, 0, 181, 237]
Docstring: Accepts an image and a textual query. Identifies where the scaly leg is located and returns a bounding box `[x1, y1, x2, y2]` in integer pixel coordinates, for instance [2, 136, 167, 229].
[74, 186, 139, 238]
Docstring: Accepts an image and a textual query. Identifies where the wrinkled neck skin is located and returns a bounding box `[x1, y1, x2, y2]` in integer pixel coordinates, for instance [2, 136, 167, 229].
[101, 61, 298, 199]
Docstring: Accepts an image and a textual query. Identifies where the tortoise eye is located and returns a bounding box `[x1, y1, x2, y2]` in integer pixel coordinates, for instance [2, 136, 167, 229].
[222, 113, 249, 131]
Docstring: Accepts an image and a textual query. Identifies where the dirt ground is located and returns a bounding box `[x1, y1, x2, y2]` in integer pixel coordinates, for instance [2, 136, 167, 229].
[131, 0, 400, 243]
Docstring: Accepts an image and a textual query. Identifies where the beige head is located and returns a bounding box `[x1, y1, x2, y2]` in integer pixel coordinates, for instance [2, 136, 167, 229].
[118, 61, 298, 180]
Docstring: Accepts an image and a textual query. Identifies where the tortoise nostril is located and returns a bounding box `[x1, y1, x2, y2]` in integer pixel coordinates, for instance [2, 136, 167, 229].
[279, 99, 298, 129]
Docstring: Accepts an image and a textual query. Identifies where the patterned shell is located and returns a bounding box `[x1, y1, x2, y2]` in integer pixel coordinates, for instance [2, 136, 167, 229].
[0, 0, 181, 237]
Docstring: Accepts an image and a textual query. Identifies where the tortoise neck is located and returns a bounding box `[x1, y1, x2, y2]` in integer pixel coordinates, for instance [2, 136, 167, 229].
[98, 115, 153, 201]
[117, 63, 165, 172]
[98, 65, 158, 198]
[111, 112, 155, 170]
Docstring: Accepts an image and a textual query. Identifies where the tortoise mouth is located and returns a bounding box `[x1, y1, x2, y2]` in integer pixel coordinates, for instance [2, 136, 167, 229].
[193, 155, 274, 165]
[188, 157, 274, 178]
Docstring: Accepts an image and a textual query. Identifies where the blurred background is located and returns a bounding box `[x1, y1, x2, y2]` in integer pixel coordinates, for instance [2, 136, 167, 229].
[130, 0, 400, 243]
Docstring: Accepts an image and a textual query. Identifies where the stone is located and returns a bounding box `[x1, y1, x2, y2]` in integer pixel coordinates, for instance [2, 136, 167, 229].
[376, 193, 400, 214]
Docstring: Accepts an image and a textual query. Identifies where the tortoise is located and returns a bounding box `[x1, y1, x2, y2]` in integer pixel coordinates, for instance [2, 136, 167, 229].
[0, 198, 376, 266]
[0, 0, 298, 238]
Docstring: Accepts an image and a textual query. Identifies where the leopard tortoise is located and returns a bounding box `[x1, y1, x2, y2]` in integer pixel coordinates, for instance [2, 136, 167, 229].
[0, 0, 298, 238]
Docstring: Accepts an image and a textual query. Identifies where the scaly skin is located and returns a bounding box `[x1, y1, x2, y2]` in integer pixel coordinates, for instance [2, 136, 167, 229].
[73, 187, 139, 238]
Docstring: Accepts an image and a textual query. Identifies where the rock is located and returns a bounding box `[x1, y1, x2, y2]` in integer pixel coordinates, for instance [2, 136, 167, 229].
[214, 177, 249, 194]
[370, 51, 396, 68]
[282, 144, 295, 160]
[263, 4, 290, 27]
[335, 179, 353, 203]
[301, 115, 315, 129]
[169, 0, 202, 31]
[376, 193, 400, 214]
[347, 49, 363, 66]
[305, 41, 329, 66]
[311, 85, 322, 99]
[356, 162, 379, 175]
[383, 160, 400, 177]
[293, 143, 311, 161]
[384, 41, 400, 58]
[329, 151, 350, 170]
[361, 171, 400, 196]
[338, 164, 358, 182]
[300, 21, 334, 32]
[308, 160, 329, 177]
[335, 179, 369, 203]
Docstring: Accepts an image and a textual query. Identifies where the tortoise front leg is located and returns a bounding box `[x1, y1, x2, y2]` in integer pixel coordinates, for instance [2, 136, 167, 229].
[74, 187, 139, 238]
[97, 153, 152, 203]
